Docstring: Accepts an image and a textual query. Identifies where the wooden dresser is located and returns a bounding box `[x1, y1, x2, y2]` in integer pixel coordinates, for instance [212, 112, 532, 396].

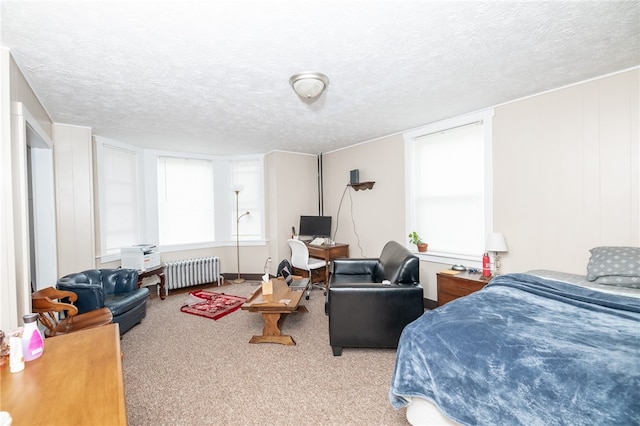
[437, 271, 489, 306]
[1, 323, 127, 425]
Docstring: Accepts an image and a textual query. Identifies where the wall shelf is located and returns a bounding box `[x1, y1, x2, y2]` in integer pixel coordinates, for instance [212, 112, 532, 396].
[348, 181, 375, 191]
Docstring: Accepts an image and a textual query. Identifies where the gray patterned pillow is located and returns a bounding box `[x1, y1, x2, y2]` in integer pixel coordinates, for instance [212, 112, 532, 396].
[593, 275, 640, 288]
[586, 246, 640, 283]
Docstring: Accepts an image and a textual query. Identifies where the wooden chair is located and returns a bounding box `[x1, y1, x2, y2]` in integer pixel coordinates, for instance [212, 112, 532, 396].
[31, 287, 113, 337]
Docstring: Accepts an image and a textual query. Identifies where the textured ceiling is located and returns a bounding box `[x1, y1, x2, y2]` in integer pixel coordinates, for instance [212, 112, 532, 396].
[1, 1, 639, 155]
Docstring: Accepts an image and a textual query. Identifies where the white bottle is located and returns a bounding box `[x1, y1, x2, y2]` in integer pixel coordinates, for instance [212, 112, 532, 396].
[9, 336, 24, 373]
[21, 313, 44, 361]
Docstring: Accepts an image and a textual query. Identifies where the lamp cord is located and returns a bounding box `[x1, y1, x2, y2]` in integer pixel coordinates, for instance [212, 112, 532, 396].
[333, 182, 365, 257]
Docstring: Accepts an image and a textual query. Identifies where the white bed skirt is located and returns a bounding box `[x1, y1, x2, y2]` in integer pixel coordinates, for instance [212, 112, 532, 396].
[405, 397, 459, 426]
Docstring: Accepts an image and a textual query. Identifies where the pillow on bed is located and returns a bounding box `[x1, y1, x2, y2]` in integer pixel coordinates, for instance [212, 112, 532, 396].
[593, 275, 640, 288]
[586, 246, 640, 285]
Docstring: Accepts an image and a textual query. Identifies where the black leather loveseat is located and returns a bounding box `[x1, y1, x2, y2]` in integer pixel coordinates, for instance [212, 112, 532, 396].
[57, 269, 149, 335]
[326, 240, 424, 356]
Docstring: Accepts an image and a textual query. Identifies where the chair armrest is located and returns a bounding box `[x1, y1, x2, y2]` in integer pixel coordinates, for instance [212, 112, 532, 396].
[32, 287, 79, 317]
[332, 258, 379, 275]
[32, 286, 78, 304]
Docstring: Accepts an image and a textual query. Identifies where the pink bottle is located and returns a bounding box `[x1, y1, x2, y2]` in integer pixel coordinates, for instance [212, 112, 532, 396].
[22, 313, 44, 361]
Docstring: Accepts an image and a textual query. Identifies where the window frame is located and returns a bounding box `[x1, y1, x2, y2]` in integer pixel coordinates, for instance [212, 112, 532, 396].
[95, 137, 145, 262]
[229, 157, 265, 242]
[404, 109, 495, 267]
[143, 150, 266, 252]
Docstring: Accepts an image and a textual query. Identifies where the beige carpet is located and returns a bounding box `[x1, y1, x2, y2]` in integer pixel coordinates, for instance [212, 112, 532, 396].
[120, 282, 410, 425]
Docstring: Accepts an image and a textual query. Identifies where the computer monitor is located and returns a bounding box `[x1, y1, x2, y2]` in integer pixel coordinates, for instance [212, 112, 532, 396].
[299, 215, 332, 239]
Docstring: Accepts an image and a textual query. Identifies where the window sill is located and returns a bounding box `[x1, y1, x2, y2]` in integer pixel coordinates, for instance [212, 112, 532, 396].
[416, 252, 482, 269]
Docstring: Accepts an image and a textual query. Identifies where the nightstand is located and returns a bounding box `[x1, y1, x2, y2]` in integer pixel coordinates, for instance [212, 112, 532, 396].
[437, 271, 489, 306]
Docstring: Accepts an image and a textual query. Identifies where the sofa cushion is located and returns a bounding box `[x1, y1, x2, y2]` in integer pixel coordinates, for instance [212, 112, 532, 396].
[113, 300, 148, 335]
[104, 288, 149, 317]
[331, 274, 377, 285]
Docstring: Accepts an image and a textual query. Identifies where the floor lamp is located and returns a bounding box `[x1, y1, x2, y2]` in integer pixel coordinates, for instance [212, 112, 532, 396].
[233, 185, 250, 284]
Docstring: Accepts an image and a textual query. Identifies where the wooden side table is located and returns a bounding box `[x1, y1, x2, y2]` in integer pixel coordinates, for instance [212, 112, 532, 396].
[306, 242, 349, 287]
[437, 270, 489, 306]
[137, 265, 166, 300]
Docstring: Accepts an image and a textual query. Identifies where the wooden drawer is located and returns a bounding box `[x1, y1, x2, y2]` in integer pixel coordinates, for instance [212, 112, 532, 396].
[292, 266, 326, 283]
[437, 272, 487, 306]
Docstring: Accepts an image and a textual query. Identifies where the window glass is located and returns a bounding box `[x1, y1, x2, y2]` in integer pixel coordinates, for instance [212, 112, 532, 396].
[100, 143, 140, 255]
[231, 159, 263, 240]
[157, 156, 215, 246]
[415, 124, 484, 257]
[406, 110, 493, 263]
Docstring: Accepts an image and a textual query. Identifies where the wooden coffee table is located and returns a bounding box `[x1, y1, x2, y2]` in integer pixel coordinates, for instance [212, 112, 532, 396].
[241, 279, 308, 345]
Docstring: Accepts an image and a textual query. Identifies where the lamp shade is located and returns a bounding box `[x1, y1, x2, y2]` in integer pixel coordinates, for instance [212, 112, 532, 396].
[486, 233, 508, 252]
[289, 72, 329, 98]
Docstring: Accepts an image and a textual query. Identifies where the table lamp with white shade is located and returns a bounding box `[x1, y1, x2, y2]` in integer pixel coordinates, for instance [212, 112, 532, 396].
[486, 233, 508, 276]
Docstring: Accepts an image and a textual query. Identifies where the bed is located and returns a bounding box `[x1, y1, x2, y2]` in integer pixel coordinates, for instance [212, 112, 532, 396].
[389, 247, 640, 426]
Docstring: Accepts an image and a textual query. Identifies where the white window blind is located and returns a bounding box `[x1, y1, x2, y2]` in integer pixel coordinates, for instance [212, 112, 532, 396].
[406, 110, 493, 263]
[100, 144, 140, 255]
[157, 156, 215, 246]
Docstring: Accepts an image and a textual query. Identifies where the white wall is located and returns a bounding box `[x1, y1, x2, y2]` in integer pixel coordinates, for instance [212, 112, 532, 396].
[1, 50, 55, 331]
[493, 69, 639, 274]
[323, 135, 407, 257]
[0, 49, 18, 331]
[53, 124, 96, 276]
[323, 68, 639, 300]
[265, 150, 318, 274]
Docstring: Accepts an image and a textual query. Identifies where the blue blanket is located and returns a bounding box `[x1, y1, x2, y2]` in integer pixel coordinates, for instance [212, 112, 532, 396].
[389, 273, 640, 425]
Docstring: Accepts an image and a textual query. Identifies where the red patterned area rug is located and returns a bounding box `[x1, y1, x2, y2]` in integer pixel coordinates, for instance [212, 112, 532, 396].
[180, 290, 246, 321]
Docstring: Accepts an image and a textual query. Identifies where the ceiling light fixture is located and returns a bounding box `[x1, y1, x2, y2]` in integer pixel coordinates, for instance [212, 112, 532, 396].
[289, 72, 329, 99]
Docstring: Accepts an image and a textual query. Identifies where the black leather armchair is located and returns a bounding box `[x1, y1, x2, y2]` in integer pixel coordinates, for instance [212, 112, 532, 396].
[326, 241, 424, 356]
[57, 269, 149, 335]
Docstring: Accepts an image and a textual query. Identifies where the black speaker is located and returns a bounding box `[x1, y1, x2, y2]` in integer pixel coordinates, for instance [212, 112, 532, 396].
[350, 169, 359, 184]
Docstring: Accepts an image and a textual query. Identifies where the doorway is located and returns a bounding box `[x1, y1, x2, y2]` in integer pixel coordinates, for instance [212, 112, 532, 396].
[12, 102, 58, 324]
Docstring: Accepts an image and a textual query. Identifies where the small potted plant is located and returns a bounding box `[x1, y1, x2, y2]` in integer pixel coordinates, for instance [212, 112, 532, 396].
[408, 231, 428, 253]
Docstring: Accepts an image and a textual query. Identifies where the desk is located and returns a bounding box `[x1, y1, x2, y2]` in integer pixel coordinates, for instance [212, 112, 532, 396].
[137, 265, 166, 300]
[0, 323, 127, 425]
[306, 242, 349, 286]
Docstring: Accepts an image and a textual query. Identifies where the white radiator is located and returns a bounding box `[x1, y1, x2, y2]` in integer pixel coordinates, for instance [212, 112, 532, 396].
[164, 257, 221, 291]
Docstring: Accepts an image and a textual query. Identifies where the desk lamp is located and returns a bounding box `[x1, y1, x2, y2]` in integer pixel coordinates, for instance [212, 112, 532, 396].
[486, 233, 508, 276]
